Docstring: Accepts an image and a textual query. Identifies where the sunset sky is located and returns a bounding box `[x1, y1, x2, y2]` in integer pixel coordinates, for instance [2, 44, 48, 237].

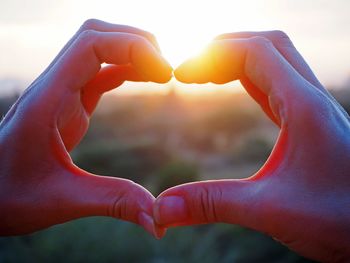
[0, 0, 349, 94]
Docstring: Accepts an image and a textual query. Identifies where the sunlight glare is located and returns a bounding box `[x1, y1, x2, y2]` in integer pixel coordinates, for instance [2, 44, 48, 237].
[72, 0, 271, 68]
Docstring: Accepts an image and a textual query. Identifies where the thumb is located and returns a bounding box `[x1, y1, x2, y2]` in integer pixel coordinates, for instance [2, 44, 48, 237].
[60, 166, 165, 238]
[154, 179, 267, 232]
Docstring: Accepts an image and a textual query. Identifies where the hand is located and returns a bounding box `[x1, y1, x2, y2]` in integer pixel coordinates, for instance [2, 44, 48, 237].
[154, 31, 350, 262]
[0, 19, 171, 237]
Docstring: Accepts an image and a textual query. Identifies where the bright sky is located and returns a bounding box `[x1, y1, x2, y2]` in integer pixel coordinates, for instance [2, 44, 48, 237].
[0, 0, 350, 94]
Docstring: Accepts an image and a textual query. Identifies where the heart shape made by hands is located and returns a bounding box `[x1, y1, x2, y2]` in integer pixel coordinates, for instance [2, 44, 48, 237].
[4, 20, 349, 262]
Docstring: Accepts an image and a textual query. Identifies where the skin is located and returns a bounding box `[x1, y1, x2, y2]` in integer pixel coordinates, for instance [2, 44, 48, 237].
[1, 19, 349, 261]
[154, 31, 350, 262]
[0, 19, 172, 237]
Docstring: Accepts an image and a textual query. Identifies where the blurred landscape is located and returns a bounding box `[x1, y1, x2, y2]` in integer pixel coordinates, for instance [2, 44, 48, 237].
[0, 80, 349, 263]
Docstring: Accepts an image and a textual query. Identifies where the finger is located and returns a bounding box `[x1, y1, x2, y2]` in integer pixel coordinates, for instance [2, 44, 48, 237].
[78, 19, 162, 52]
[174, 37, 316, 125]
[52, 19, 161, 71]
[214, 31, 336, 125]
[81, 65, 144, 114]
[51, 30, 172, 93]
[214, 31, 324, 91]
[240, 76, 280, 125]
[154, 180, 266, 233]
[62, 168, 163, 238]
[30, 19, 161, 88]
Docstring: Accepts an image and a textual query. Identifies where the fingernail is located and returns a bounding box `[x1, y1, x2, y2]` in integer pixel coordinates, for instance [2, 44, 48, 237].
[154, 225, 167, 240]
[138, 212, 157, 238]
[154, 196, 188, 226]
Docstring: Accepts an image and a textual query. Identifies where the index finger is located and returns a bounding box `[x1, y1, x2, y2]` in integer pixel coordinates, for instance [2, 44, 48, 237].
[174, 37, 315, 125]
[50, 30, 172, 92]
[30, 19, 161, 88]
[215, 31, 324, 91]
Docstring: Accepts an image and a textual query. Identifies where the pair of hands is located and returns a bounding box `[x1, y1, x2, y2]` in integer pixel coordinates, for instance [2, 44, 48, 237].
[0, 19, 349, 262]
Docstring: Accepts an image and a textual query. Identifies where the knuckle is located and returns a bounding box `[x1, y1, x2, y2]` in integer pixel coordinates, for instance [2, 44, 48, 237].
[78, 29, 98, 44]
[108, 179, 134, 219]
[195, 186, 222, 223]
[287, 83, 338, 129]
[133, 34, 150, 48]
[249, 36, 273, 50]
[145, 31, 157, 43]
[81, 18, 100, 31]
[214, 33, 228, 40]
[271, 30, 293, 47]
[134, 32, 158, 50]
[271, 30, 289, 40]
[110, 194, 128, 219]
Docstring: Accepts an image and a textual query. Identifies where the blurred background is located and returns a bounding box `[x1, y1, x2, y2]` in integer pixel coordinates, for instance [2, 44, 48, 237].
[1, 0, 350, 262]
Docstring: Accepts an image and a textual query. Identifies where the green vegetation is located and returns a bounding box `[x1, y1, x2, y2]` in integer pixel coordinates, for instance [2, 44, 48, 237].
[153, 160, 200, 195]
[0, 218, 310, 263]
[2, 87, 345, 262]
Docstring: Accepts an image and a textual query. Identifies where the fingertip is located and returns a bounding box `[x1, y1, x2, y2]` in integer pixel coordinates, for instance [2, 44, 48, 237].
[156, 58, 173, 83]
[138, 211, 167, 239]
[154, 196, 188, 227]
[138, 212, 158, 238]
[173, 60, 196, 83]
[133, 40, 173, 84]
[174, 52, 215, 84]
[173, 64, 186, 82]
[154, 225, 167, 240]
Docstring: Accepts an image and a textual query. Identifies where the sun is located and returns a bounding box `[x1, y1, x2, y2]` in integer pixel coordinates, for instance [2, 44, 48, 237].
[0, 0, 275, 95]
[66, 0, 275, 95]
[135, 1, 271, 68]
[77, 0, 271, 68]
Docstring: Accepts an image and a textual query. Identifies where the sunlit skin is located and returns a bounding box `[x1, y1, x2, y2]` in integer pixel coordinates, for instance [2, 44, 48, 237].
[1, 18, 350, 262]
[0, 19, 172, 237]
[154, 31, 350, 262]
